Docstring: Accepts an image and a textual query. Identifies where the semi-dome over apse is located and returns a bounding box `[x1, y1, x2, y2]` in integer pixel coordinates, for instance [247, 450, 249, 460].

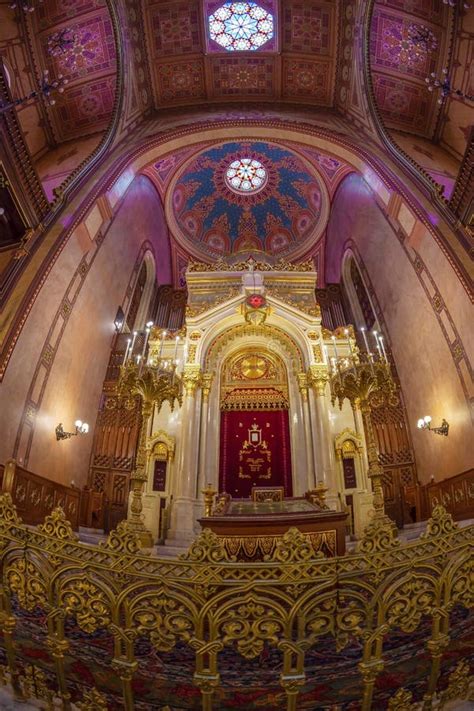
[167, 141, 328, 260]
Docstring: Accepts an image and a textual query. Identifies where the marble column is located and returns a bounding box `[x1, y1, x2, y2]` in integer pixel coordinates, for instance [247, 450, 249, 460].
[297, 373, 316, 491]
[194, 373, 213, 520]
[167, 365, 201, 542]
[308, 365, 338, 506]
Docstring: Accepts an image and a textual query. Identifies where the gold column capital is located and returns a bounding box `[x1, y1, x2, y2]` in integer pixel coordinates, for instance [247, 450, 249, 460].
[201, 372, 214, 402]
[297, 372, 309, 400]
[307, 364, 329, 396]
[182, 364, 202, 396]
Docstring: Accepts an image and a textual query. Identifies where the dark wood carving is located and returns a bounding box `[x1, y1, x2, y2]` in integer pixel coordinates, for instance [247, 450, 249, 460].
[0, 459, 80, 529]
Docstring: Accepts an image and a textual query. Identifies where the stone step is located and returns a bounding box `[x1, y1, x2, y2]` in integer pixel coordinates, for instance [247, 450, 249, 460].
[79, 526, 105, 535]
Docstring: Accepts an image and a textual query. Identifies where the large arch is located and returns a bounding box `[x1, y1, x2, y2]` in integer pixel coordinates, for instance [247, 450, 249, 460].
[325, 172, 472, 482]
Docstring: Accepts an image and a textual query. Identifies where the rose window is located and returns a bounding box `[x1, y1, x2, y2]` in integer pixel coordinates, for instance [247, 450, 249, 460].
[209, 2, 274, 51]
[225, 158, 268, 193]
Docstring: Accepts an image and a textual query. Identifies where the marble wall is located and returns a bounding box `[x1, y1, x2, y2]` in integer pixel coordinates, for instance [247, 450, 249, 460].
[0, 176, 171, 487]
[325, 173, 472, 483]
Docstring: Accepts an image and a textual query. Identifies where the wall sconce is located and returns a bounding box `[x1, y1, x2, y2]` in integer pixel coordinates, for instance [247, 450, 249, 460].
[417, 416, 449, 436]
[55, 420, 89, 441]
[114, 306, 125, 333]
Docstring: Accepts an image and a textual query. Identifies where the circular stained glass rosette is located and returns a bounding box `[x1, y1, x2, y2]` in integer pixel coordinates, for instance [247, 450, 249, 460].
[209, 2, 274, 52]
[225, 158, 268, 194]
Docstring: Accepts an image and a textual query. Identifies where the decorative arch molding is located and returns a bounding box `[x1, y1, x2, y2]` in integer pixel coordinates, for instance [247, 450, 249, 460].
[361, 0, 465, 242]
[147, 430, 175, 462]
[1, 117, 471, 383]
[203, 322, 305, 374]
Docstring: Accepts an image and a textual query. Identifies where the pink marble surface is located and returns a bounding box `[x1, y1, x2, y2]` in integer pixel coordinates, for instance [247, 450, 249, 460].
[325, 173, 472, 483]
[0, 176, 172, 487]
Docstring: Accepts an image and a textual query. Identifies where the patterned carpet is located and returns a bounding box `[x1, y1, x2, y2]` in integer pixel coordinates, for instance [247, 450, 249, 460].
[1, 603, 472, 710]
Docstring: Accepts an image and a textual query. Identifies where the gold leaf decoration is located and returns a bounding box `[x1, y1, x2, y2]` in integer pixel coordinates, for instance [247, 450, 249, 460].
[421, 505, 458, 538]
[60, 579, 111, 633]
[440, 660, 471, 704]
[6, 559, 47, 611]
[221, 601, 284, 659]
[180, 528, 236, 563]
[387, 687, 414, 710]
[0, 493, 22, 527]
[76, 687, 108, 710]
[267, 527, 324, 563]
[37, 507, 78, 541]
[356, 515, 400, 554]
[101, 520, 144, 555]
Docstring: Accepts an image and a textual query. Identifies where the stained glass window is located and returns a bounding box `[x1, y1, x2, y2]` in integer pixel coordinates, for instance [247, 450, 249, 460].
[209, 2, 274, 52]
[225, 158, 267, 193]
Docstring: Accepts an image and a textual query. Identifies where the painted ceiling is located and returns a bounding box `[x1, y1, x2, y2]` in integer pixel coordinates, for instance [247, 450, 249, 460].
[370, 0, 452, 138]
[143, 0, 339, 108]
[165, 141, 330, 260]
[29, 0, 117, 143]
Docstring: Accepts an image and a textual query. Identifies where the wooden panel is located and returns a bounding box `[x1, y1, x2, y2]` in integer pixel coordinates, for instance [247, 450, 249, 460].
[420, 469, 474, 522]
[1, 460, 80, 529]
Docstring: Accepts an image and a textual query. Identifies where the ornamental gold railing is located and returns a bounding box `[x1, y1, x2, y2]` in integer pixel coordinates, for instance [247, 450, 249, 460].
[0, 494, 472, 711]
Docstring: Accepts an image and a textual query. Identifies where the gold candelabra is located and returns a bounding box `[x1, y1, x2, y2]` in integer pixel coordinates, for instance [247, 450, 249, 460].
[330, 350, 397, 525]
[117, 358, 183, 546]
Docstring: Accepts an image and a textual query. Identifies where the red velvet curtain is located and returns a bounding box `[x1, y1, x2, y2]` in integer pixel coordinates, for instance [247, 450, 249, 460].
[219, 410, 293, 498]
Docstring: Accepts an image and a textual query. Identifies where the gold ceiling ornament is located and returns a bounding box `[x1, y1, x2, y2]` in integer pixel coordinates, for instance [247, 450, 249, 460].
[118, 361, 183, 547]
[0, 499, 472, 711]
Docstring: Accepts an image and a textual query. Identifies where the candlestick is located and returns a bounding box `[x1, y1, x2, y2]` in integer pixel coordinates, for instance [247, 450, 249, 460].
[123, 338, 131, 365]
[130, 331, 138, 358]
[159, 330, 167, 359]
[174, 335, 179, 360]
[379, 335, 387, 361]
[142, 327, 151, 360]
[373, 330, 383, 360]
[360, 327, 370, 361]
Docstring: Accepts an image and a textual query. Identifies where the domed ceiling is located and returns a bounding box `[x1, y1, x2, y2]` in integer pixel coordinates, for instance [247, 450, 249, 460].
[166, 141, 329, 260]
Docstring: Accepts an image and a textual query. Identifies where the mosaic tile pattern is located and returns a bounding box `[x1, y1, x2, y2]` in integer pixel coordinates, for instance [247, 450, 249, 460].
[282, 58, 332, 103]
[169, 141, 327, 258]
[281, 1, 333, 54]
[211, 56, 275, 96]
[149, 1, 202, 56]
[156, 60, 206, 102]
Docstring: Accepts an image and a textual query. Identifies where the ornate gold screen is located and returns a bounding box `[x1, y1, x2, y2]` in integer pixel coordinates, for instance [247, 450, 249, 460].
[220, 348, 289, 410]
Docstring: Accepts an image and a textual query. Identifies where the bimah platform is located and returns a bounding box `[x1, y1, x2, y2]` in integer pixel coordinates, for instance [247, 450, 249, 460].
[199, 489, 347, 560]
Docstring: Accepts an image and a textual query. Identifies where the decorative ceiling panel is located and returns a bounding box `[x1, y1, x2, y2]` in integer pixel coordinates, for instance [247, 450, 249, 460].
[373, 73, 436, 135]
[281, 57, 333, 104]
[147, 0, 202, 56]
[54, 76, 116, 139]
[165, 140, 330, 260]
[281, 0, 335, 55]
[29, 0, 117, 143]
[142, 0, 340, 109]
[155, 59, 207, 104]
[370, 0, 451, 138]
[210, 55, 276, 98]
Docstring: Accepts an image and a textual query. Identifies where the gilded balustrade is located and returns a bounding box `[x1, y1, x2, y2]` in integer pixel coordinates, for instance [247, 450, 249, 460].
[0, 495, 471, 711]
